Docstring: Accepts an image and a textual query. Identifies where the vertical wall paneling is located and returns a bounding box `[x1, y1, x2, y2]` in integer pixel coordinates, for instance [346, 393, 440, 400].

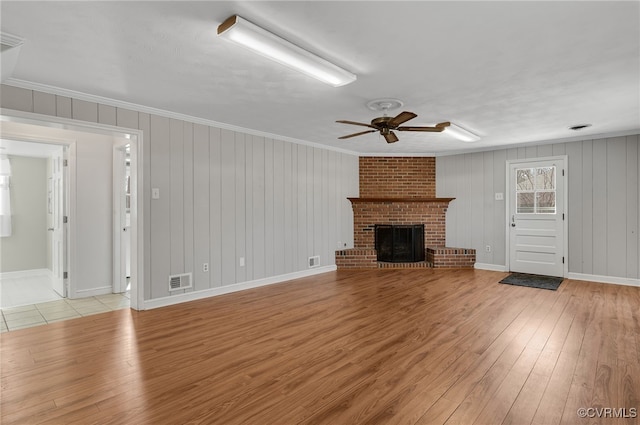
[219, 129, 236, 285]
[234, 132, 247, 283]
[0, 85, 33, 111]
[581, 140, 594, 274]
[149, 115, 171, 298]
[33, 91, 56, 116]
[272, 140, 285, 275]
[283, 142, 293, 273]
[252, 136, 266, 279]
[98, 104, 116, 126]
[606, 137, 627, 277]
[314, 148, 323, 262]
[138, 112, 151, 300]
[306, 147, 315, 261]
[566, 141, 583, 273]
[210, 128, 223, 287]
[297, 145, 308, 269]
[592, 139, 608, 275]
[169, 119, 185, 278]
[470, 153, 484, 254]
[628, 135, 640, 278]
[482, 151, 495, 264]
[192, 124, 210, 290]
[244, 135, 254, 281]
[71, 99, 98, 123]
[183, 122, 194, 285]
[116, 108, 139, 130]
[492, 149, 508, 264]
[264, 138, 275, 277]
[55, 96, 72, 119]
[537, 144, 553, 158]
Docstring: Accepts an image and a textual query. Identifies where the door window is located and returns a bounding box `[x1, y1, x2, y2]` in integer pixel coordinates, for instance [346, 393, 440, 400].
[516, 166, 556, 214]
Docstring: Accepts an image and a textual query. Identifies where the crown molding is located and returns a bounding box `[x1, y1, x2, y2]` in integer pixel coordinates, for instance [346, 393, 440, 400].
[3, 78, 360, 157]
[0, 32, 25, 47]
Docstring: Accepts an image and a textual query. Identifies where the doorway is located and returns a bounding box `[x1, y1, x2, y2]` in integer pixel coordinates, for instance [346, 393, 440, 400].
[506, 157, 567, 277]
[0, 112, 143, 310]
[0, 140, 68, 308]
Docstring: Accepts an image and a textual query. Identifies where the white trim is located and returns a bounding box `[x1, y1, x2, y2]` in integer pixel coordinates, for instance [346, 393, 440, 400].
[0, 268, 51, 280]
[566, 272, 640, 288]
[73, 285, 113, 298]
[505, 155, 569, 277]
[474, 263, 508, 272]
[3, 78, 358, 157]
[144, 265, 337, 310]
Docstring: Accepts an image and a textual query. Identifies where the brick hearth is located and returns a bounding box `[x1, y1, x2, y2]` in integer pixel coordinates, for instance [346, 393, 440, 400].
[335, 157, 475, 269]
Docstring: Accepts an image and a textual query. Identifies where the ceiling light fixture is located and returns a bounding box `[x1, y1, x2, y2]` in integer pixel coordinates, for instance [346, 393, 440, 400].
[445, 123, 481, 142]
[217, 15, 356, 87]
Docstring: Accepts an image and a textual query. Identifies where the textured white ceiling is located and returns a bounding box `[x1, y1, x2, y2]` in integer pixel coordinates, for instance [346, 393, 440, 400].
[1, 1, 638, 155]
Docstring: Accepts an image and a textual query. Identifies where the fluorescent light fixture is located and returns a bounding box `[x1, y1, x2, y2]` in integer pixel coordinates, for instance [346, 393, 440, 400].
[445, 123, 481, 142]
[217, 15, 356, 87]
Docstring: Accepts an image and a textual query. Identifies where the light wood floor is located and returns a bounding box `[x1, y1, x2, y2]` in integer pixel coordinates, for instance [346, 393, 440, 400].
[1, 269, 639, 425]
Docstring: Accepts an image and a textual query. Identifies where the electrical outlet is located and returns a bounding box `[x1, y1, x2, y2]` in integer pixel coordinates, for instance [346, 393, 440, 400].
[203, 263, 209, 272]
[485, 245, 491, 253]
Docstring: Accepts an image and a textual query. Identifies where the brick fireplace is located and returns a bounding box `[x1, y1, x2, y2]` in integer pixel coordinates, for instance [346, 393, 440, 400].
[335, 157, 475, 269]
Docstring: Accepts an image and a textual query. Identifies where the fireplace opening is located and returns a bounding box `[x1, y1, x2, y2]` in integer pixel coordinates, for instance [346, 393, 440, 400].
[375, 224, 425, 263]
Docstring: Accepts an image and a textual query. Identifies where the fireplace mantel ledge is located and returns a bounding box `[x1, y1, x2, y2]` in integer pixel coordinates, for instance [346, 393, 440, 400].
[348, 197, 455, 203]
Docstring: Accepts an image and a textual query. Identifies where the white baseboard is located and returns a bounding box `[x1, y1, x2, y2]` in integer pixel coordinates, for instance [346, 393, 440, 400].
[0, 268, 51, 280]
[474, 263, 508, 272]
[566, 272, 640, 288]
[143, 265, 337, 310]
[72, 285, 113, 298]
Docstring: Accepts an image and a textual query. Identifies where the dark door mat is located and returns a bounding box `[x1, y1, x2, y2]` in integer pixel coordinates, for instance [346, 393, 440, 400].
[499, 273, 564, 291]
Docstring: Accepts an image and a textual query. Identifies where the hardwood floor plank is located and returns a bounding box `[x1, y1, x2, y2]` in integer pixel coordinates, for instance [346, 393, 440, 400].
[1, 270, 638, 425]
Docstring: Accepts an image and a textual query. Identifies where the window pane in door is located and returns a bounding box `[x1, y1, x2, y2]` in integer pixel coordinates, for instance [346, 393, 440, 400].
[536, 191, 556, 213]
[516, 168, 535, 191]
[517, 192, 535, 213]
[536, 167, 555, 190]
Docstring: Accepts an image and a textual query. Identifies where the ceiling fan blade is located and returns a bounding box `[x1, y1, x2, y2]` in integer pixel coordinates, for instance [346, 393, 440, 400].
[338, 129, 377, 139]
[397, 125, 446, 132]
[336, 120, 377, 129]
[389, 111, 417, 127]
[384, 131, 399, 144]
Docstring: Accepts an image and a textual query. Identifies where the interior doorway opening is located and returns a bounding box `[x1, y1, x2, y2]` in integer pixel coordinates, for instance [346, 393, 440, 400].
[0, 112, 143, 310]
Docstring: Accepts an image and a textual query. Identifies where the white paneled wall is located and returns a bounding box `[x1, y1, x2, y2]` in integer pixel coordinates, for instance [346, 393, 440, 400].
[1, 85, 359, 302]
[437, 135, 640, 280]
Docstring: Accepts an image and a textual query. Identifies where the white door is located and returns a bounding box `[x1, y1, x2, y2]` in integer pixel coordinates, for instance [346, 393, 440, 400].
[113, 143, 130, 294]
[51, 148, 66, 296]
[508, 158, 565, 277]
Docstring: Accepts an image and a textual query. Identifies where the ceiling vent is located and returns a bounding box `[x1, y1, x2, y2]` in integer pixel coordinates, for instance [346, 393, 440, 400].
[1, 32, 24, 83]
[169, 273, 193, 291]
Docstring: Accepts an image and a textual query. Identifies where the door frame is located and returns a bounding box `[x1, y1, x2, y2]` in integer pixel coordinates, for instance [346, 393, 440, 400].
[0, 110, 144, 310]
[113, 141, 131, 294]
[504, 155, 569, 277]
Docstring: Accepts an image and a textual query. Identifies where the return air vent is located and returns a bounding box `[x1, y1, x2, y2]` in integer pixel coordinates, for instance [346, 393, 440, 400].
[308, 256, 320, 268]
[169, 273, 192, 291]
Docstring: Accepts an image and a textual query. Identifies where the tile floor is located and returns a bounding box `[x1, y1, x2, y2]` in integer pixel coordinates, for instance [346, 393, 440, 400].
[1, 293, 130, 332]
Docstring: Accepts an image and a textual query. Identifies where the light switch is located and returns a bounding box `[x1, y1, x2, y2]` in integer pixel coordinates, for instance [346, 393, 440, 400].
[152, 188, 160, 199]
[495, 192, 504, 201]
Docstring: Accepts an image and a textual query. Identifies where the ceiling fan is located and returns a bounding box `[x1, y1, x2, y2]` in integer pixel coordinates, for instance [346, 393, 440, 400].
[336, 111, 450, 144]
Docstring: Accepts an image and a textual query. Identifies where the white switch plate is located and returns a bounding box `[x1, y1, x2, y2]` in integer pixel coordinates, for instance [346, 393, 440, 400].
[239, 257, 245, 267]
[494, 192, 504, 201]
[152, 188, 160, 199]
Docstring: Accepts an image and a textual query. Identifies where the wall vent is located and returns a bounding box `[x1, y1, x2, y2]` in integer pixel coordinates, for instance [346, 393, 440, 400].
[169, 273, 192, 291]
[308, 256, 320, 268]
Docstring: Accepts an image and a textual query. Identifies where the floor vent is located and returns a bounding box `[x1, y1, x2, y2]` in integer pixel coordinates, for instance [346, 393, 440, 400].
[169, 273, 192, 291]
[308, 256, 320, 268]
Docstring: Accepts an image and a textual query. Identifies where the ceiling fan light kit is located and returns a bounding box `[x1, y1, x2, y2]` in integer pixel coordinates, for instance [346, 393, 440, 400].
[217, 15, 357, 87]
